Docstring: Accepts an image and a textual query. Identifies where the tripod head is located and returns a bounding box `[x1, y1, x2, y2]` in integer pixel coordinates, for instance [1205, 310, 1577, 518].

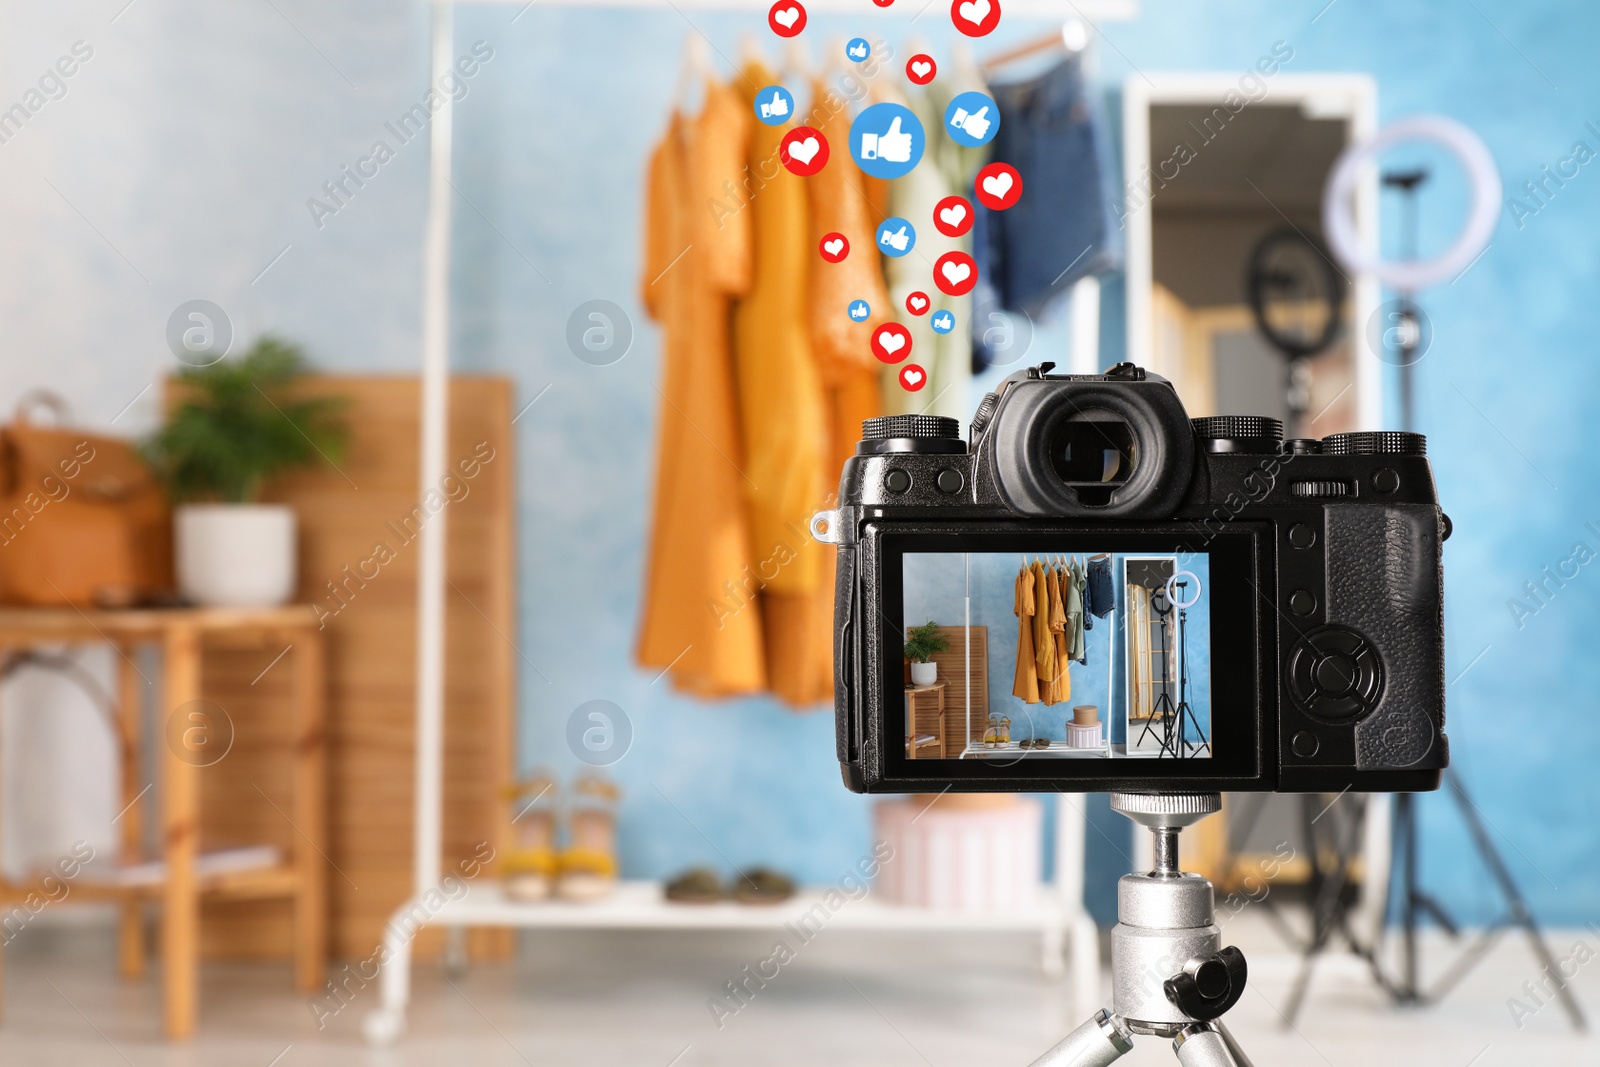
[1029, 793, 1254, 1067]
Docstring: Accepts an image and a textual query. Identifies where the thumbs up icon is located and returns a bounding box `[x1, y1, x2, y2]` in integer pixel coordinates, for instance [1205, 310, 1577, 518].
[950, 106, 992, 140]
[759, 90, 790, 119]
[848, 40, 868, 58]
[880, 225, 909, 252]
[860, 116, 914, 164]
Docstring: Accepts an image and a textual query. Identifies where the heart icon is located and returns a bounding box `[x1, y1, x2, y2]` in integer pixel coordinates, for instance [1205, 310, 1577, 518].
[781, 126, 829, 175]
[903, 368, 923, 384]
[898, 363, 928, 391]
[939, 204, 966, 227]
[957, 0, 989, 25]
[974, 162, 1021, 209]
[824, 239, 843, 256]
[911, 295, 927, 310]
[912, 61, 931, 77]
[933, 194, 973, 237]
[906, 53, 937, 85]
[819, 231, 849, 261]
[768, 1, 807, 36]
[871, 323, 913, 363]
[933, 251, 978, 296]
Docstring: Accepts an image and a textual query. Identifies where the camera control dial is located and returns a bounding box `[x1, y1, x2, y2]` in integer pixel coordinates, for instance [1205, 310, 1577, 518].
[1287, 626, 1384, 721]
[858, 414, 966, 455]
[1192, 415, 1283, 455]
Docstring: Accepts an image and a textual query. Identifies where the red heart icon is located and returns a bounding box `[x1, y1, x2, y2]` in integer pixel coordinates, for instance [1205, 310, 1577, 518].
[950, 0, 1001, 37]
[906, 54, 937, 85]
[904, 290, 930, 316]
[933, 195, 973, 237]
[974, 161, 1022, 210]
[780, 126, 829, 176]
[819, 232, 849, 262]
[872, 0, 895, 6]
[871, 323, 913, 364]
[934, 251, 977, 297]
[898, 363, 928, 391]
[768, 1, 807, 37]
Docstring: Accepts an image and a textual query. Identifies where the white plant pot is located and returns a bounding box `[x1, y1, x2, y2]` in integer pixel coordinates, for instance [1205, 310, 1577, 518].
[910, 660, 938, 687]
[175, 504, 297, 608]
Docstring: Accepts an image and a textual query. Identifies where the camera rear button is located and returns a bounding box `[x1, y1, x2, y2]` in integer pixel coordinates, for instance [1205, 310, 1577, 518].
[936, 468, 964, 494]
[1288, 589, 1317, 616]
[885, 469, 912, 493]
[1288, 523, 1317, 549]
[1373, 469, 1401, 493]
[1291, 731, 1320, 758]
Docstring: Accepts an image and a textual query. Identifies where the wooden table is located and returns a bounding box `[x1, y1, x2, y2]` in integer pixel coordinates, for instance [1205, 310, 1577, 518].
[0, 605, 326, 1039]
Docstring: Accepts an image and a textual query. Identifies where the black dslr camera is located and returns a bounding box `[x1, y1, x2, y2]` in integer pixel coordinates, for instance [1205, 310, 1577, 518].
[811, 362, 1448, 794]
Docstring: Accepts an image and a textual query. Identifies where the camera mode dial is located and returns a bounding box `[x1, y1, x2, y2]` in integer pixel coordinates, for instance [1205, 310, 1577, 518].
[857, 415, 966, 455]
[1192, 415, 1283, 455]
[1322, 431, 1427, 456]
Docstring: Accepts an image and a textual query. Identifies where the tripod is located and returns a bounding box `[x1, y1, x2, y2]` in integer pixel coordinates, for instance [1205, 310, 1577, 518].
[1374, 167, 1585, 1030]
[1168, 591, 1207, 758]
[1134, 599, 1178, 756]
[1029, 794, 1256, 1067]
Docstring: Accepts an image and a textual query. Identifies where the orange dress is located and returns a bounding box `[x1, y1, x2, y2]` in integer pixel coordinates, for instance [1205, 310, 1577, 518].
[636, 103, 764, 698]
[1012, 567, 1039, 702]
[732, 67, 834, 706]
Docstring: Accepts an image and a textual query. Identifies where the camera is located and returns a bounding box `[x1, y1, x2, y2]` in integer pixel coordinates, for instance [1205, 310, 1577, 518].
[810, 361, 1448, 794]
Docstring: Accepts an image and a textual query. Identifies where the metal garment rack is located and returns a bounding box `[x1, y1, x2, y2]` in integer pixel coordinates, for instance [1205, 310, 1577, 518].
[373, 0, 1137, 1046]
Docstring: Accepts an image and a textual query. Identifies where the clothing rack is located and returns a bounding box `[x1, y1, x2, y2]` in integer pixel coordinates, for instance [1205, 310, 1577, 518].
[368, 1, 1139, 1045]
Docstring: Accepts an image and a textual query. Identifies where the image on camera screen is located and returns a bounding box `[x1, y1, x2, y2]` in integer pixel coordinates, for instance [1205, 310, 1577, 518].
[900, 552, 1211, 761]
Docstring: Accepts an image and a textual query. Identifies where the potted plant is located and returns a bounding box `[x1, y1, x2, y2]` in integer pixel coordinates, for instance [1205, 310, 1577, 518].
[142, 337, 347, 608]
[904, 621, 949, 687]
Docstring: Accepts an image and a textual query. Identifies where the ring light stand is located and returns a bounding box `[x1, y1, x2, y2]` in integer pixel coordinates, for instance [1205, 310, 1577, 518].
[1318, 117, 1584, 1030]
[1246, 229, 1344, 438]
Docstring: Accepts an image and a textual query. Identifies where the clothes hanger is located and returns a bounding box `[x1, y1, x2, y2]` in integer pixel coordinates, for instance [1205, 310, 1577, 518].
[674, 32, 715, 113]
[980, 19, 1089, 80]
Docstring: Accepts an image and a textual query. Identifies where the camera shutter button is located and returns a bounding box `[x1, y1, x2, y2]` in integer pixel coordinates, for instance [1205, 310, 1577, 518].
[885, 469, 912, 493]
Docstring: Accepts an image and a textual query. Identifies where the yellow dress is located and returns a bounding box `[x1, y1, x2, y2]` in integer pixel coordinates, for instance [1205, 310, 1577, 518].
[732, 66, 834, 706]
[636, 103, 765, 698]
[1013, 567, 1039, 703]
[1032, 561, 1058, 685]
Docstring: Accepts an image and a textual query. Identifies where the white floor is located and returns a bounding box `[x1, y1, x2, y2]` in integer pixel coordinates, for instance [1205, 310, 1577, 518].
[2, 907, 1595, 1066]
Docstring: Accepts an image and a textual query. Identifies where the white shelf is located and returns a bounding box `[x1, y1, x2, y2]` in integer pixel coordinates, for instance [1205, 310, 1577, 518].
[427, 880, 1071, 932]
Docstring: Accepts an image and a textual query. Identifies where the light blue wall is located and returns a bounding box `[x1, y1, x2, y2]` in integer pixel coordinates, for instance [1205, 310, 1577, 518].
[4, 0, 1597, 926]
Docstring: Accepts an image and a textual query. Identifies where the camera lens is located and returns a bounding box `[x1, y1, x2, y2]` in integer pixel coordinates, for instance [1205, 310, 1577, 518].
[1048, 419, 1138, 506]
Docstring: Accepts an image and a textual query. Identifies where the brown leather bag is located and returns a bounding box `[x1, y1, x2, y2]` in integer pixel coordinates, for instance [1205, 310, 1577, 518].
[0, 394, 174, 606]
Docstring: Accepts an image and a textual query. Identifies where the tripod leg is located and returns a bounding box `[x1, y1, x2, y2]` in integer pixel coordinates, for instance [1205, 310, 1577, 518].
[1213, 1021, 1257, 1067]
[1445, 772, 1588, 1031]
[1172, 1023, 1251, 1067]
[1026, 1010, 1133, 1067]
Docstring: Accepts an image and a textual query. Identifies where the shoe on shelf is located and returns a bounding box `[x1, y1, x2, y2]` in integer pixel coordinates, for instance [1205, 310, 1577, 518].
[501, 772, 558, 902]
[664, 867, 724, 904]
[733, 867, 795, 905]
[556, 773, 621, 902]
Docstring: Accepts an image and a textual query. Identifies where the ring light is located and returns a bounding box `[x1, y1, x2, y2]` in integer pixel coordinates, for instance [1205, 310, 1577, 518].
[1322, 114, 1502, 292]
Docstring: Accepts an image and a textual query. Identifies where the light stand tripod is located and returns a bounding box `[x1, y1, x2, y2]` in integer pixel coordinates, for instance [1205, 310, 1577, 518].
[1374, 169, 1586, 1029]
[1168, 589, 1207, 758]
[1028, 794, 1255, 1067]
[1134, 597, 1178, 756]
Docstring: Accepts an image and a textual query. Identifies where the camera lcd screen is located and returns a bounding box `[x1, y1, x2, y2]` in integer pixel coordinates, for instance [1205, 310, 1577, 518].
[874, 526, 1264, 786]
[900, 550, 1212, 761]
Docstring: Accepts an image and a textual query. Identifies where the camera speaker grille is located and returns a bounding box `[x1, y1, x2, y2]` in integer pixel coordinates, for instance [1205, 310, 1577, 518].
[861, 415, 960, 440]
